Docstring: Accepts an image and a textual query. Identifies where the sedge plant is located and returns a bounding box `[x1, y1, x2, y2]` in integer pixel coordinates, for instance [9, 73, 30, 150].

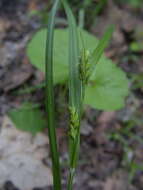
[45, 0, 61, 189]
[45, 0, 125, 190]
[62, 1, 114, 189]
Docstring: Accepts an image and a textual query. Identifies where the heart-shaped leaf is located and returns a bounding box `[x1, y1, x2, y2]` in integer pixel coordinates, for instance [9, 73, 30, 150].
[85, 59, 129, 110]
[8, 103, 46, 135]
[27, 29, 99, 84]
[27, 29, 129, 110]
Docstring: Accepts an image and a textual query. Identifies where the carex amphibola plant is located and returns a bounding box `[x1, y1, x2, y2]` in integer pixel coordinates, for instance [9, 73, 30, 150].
[45, 0, 128, 189]
[45, 0, 61, 189]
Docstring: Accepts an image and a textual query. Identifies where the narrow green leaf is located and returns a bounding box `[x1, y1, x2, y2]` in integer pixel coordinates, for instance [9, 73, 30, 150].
[16, 83, 45, 95]
[90, 25, 114, 77]
[45, 0, 61, 189]
[62, 1, 82, 189]
[62, 0, 81, 110]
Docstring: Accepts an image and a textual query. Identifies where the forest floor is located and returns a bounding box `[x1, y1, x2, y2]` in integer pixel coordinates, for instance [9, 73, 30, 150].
[0, 0, 143, 190]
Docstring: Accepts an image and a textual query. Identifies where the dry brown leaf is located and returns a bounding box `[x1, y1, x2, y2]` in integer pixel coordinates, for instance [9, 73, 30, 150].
[2, 61, 33, 92]
[0, 116, 52, 190]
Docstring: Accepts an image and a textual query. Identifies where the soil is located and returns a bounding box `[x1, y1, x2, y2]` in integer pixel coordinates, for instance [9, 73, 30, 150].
[0, 0, 143, 190]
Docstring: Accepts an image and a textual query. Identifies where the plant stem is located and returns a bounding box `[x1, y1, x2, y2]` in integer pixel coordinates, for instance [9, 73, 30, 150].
[67, 168, 75, 190]
[62, 1, 83, 189]
[45, 0, 61, 189]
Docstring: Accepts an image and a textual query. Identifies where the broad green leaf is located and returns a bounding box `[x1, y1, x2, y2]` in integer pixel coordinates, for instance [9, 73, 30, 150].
[27, 28, 129, 110]
[27, 28, 99, 84]
[84, 59, 129, 111]
[8, 102, 46, 135]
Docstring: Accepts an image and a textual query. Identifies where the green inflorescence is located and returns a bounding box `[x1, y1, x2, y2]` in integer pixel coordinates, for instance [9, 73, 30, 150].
[69, 106, 80, 140]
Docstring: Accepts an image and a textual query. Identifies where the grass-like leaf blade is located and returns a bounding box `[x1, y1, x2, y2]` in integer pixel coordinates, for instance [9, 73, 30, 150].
[90, 25, 114, 77]
[62, 1, 82, 189]
[45, 0, 61, 189]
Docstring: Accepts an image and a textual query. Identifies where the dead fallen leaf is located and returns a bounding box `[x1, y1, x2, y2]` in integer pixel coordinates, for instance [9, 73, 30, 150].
[91, 111, 116, 145]
[97, 111, 116, 125]
[0, 18, 11, 40]
[2, 61, 33, 92]
[104, 171, 137, 190]
[81, 119, 93, 136]
[0, 116, 52, 190]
